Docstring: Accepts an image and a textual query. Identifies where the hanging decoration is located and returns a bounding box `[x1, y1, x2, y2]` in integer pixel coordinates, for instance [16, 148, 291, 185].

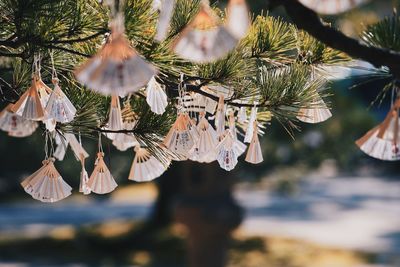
[45, 55, 76, 123]
[21, 133, 72, 203]
[215, 95, 226, 137]
[216, 130, 240, 171]
[226, 0, 250, 39]
[154, 0, 176, 42]
[112, 99, 139, 151]
[87, 135, 118, 194]
[173, 0, 238, 63]
[244, 106, 257, 143]
[146, 76, 168, 115]
[75, 13, 156, 96]
[356, 98, 400, 161]
[104, 95, 124, 141]
[128, 146, 170, 182]
[297, 94, 332, 124]
[245, 121, 263, 164]
[189, 112, 218, 163]
[0, 104, 38, 137]
[298, 0, 369, 15]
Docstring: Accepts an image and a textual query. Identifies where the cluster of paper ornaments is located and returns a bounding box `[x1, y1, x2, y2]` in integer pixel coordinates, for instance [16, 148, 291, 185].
[0, 56, 77, 137]
[356, 98, 400, 161]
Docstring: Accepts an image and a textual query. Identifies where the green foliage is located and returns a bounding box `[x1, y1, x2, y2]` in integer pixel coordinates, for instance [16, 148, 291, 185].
[0, 0, 349, 157]
[361, 13, 400, 51]
[296, 31, 350, 65]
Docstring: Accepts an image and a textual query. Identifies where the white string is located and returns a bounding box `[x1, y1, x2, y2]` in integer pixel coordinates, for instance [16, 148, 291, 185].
[50, 50, 58, 81]
[98, 132, 104, 153]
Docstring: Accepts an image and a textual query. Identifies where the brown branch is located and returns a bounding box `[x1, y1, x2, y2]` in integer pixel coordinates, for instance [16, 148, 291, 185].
[275, 0, 400, 78]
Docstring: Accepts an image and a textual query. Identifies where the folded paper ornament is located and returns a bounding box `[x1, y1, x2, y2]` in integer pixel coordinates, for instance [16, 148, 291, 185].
[215, 95, 226, 137]
[128, 146, 169, 182]
[237, 106, 247, 123]
[45, 79, 76, 123]
[244, 106, 257, 143]
[0, 104, 38, 137]
[356, 101, 400, 161]
[21, 158, 72, 203]
[245, 122, 263, 164]
[189, 112, 218, 163]
[163, 113, 196, 157]
[87, 152, 118, 194]
[11, 76, 46, 121]
[226, 0, 250, 39]
[298, 0, 369, 15]
[146, 76, 168, 115]
[64, 133, 90, 161]
[104, 95, 124, 141]
[216, 130, 240, 171]
[297, 94, 332, 124]
[112, 101, 139, 151]
[79, 155, 91, 195]
[155, 0, 176, 42]
[75, 14, 156, 96]
[54, 134, 68, 161]
[173, 1, 238, 63]
[228, 111, 247, 156]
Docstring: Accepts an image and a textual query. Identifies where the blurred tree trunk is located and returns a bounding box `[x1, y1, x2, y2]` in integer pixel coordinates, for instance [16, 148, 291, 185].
[150, 161, 243, 267]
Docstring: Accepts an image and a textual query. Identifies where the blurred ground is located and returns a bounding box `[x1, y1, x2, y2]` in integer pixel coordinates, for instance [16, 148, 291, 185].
[0, 171, 399, 267]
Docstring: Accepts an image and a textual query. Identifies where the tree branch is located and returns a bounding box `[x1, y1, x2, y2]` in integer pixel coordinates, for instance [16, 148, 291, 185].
[275, 0, 400, 78]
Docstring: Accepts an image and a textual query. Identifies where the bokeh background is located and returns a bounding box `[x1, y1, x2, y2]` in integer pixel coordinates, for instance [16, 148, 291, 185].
[1, 0, 400, 266]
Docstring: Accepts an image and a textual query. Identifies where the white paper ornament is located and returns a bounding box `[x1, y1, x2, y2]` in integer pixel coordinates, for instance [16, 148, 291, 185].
[11, 76, 46, 121]
[163, 113, 196, 157]
[75, 15, 156, 96]
[128, 146, 169, 182]
[0, 104, 38, 137]
[189, 113, 218, 163]
[228, 111, 247, 156]
[226, 0, 250, 39]
[215, 95, 226, 137]
[87, 152, 118, 194]
[297, 94, 332, 124]
[298, 0, 369, 15]
[237, 107, 247, 123]
[54, 134, 68, 161]
[155, 0, 176, 42]
[21, 158, 72, 203]
[64, 133, 89, 161]
[79, 155, 91, 195]
[146, 76, 168, 115]
[45, 79, 76, 123]
[173, 2, 238, 63]
[103, 95, 123, 141]
[356, 104, 400, 161]
[245, 122, 263, 164]
[216, 130, 239, 171]
[244, 106, 257, 143]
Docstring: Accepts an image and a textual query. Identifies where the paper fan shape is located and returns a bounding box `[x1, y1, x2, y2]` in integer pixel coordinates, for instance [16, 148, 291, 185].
[112, 101, 139, 151]
[356, 107, 400, 161]
[54, 134, 68, 161]
[173, 2, 238, 63]
[155, 0, 176, 42]
[21, 158, 72, 203]
[216, 130, 240, 171]
[79, 156, 91, 195]
[244, 106, 257, 143]
[215, 95, 226, 137]
[189, 113, 218, 163]
[245, 122, 263, 164]
[297, 95, 332, 124]
[104, 95, 123, 141]
[128, 146, 169, 182]
[237, 107, 247, 123]
[163, 113, 195, 157]
[45, 80, 76, 123]
[228, 111, 247, 157]
[75, 15, 156, 96]
[298, 0, 369, 15]
[64, 133, 89, 161]
[11, 77, 46, 121]
[146, 76, 168, 115]
[226, 0, 250, 39]
[0, 104, 38, 137]
[87, 152, 118, 194]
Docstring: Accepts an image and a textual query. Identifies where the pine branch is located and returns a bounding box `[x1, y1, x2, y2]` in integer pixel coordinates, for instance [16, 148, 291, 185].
[272, 0, 400, 78]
